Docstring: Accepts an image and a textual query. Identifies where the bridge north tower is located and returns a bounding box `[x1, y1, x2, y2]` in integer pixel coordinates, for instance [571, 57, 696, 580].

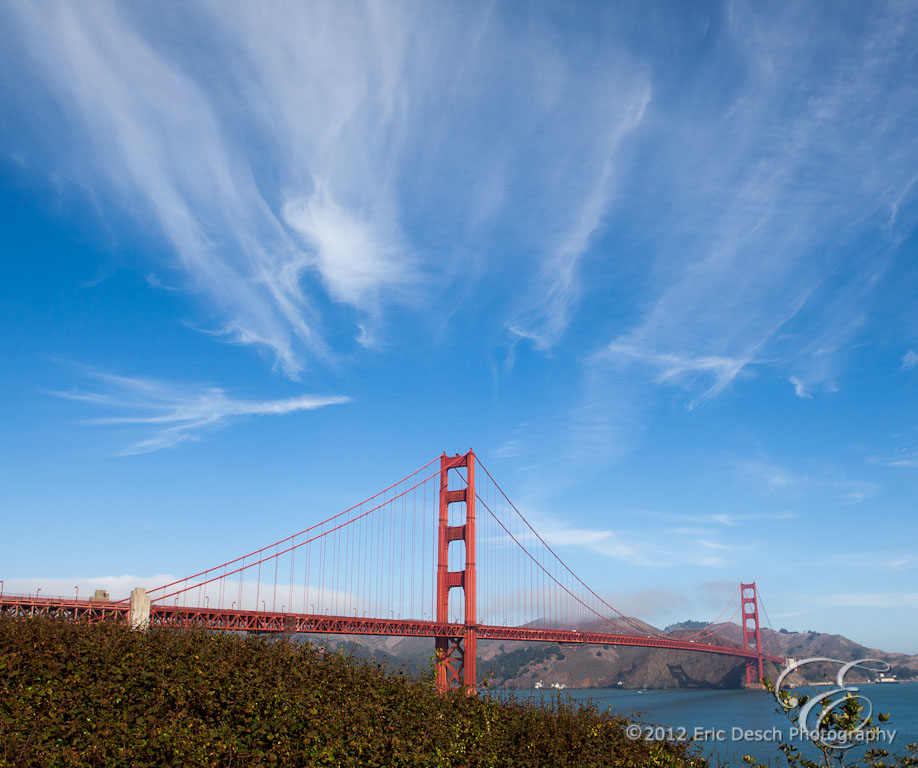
[741, 581, 764, 687]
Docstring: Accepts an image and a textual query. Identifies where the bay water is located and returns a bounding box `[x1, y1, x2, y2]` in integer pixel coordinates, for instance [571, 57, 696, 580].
[497, 684, 917, 766]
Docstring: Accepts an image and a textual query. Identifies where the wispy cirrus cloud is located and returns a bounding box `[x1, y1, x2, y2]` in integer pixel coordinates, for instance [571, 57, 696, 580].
[817, 551, 917, 572]
[584, 1, 918, 414]
[512, 505, 748, 569]
[599, 343, 753, 409]
[636, 508, 795, 529]
[874, 454, 918, 470]
[51, 371, 349, 454]
[734, 459, 802, 491]
[507, 82, 652, 349]
[869, 431, 918, 470]
[0, 1, 657, 374]
[535, 0, 918, 478]
[789, 376, 811, 399]
[824, 591, 918, 610]
[3, 2, 328, 376]
[734, 457, 877, 506]
[887, 458, 918, 469]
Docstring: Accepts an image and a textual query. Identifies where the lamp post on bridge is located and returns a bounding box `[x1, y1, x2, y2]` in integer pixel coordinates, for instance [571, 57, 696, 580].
[74, 586, 78, 602]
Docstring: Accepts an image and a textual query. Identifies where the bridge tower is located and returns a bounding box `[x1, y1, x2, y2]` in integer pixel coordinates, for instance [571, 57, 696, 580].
[741, 582, 764, 687]
[435, 451, 477, 692]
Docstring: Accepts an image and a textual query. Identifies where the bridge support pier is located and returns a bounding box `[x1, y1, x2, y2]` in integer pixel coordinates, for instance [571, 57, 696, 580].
[741, 582, 765, 687]
[435, 451, 477, 693]
[129, 587, 151, 630]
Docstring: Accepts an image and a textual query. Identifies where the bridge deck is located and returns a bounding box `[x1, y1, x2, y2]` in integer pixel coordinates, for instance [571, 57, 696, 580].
[0, 595, 784, 664]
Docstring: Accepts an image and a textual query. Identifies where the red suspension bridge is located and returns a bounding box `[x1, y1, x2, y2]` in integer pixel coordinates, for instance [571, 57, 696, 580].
[0, 450, 784, 691]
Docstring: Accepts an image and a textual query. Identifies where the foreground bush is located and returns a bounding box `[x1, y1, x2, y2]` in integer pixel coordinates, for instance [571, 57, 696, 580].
[0, 616, 704, 767]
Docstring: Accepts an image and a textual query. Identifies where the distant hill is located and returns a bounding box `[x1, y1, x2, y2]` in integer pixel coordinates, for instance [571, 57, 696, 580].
[665, 621, 707, 632]
[306, 623, 918, 690]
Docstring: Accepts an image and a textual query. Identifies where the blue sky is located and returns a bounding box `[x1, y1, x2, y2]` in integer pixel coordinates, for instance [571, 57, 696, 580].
[2, 1, 918, 652]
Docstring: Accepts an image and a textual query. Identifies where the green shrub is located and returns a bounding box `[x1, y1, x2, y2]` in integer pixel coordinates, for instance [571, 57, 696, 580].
[0, 616, 706, 767]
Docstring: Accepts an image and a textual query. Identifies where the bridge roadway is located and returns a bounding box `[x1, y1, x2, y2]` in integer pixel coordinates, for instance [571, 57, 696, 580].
[0, 594, 784, 665]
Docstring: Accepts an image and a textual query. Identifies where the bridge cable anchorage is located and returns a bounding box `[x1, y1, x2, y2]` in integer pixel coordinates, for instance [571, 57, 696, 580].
[2, 450, 782, 689]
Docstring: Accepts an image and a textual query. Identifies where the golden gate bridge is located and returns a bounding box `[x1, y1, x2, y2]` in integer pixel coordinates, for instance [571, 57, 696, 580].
[0, 450, 784, 691]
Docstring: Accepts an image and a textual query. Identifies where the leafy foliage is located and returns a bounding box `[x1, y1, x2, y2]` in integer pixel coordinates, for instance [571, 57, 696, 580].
[740, 678, 918, 768]
[0, 617, 706, 767]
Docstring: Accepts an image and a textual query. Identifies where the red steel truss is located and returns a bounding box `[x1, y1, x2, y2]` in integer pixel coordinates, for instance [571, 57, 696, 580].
[0, 596, 783, 665]
[0, 595, 129, 623]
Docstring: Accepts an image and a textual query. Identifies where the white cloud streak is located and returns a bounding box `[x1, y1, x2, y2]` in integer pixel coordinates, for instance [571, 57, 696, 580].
[514, 505, 748, 569]
[587, 1, 918, 411]
[601, 342, 752, 409]
[1, 1, 659, 373]
[535, 0, 918, 478]
[51, 371, 349, 454]
[734, 457, 877, 506]
[825, 591, 918, 610]
[508, 84, 652, 348]
[0, 576, 365, 615]
[735, 459, 801, 490]
[883, 457, 918, 469]
[789, 376, 811, 399]
[3, 1, 917, 489]
[1, 575, 176, 602]
[4, 3, 333, 375]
